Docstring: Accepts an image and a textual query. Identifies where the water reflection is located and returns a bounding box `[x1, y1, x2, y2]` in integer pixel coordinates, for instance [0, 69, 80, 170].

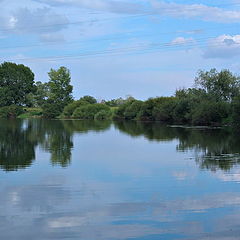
[0, 119, 111, 171]
[113, 121, 240, 172]
[0, 120, 37, 171]
[1, 119, 240, 172]
[1, 120, 240, 239]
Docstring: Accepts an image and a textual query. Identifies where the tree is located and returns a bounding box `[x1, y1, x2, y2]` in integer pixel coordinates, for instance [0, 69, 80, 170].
[80, 96, 97, 104]
[48, 66, 73, 107]
[43, 67, 73, 118]
[0, 62, 35, 106]
[34, 81, 50, 107]
[195, 69, 240, 102]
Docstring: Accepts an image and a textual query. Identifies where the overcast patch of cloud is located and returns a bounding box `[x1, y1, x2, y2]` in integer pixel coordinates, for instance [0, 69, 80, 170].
[10, 7, 69, 34]
[203, 35, 240, 59]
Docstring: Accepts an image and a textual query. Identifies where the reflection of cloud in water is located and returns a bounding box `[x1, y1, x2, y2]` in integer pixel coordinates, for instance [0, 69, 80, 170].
[215, 168, 240, 183]
[1, 175, 240, 239]
[172, 171, 189, 180]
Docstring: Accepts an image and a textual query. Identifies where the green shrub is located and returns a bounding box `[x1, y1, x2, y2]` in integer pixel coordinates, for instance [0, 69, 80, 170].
[42, 100, 62, 119]
[63, 99, 89, 117]
[152, 98, 176, 122]
[72, 104, 110, 119]
[191, 101, 229, 126]
[113, 100, 135, 119]
[0, 105, 24, 118]
[80, 96, 97, 104]
[94, 109, 112, 120]
[124, 101, 143, 120]
[232, 96, 240, 127]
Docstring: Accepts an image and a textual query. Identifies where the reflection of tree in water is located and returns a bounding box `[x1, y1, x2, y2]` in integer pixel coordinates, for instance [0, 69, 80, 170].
[40, 120, 74, 167]
[62, 120, 111, 134]
[114, 121, 240, 172]
[0, 119, 112, 171]
[2, 118, 240, 172]
[0, 119, 37, 171]
[114, 121, 181, 141]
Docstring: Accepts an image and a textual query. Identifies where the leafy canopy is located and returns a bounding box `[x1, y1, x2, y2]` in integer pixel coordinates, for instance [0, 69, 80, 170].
[0, 62, 35, 106]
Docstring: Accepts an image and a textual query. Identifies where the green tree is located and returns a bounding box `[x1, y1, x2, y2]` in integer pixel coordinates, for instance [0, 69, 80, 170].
[80, 95, 97, 104]
[34, 81, 50, 107]
[48, 66, 73, 107]
[195, 69, 240, 102]
[43, 67, 73, 118]
[0, 62, 35, 106]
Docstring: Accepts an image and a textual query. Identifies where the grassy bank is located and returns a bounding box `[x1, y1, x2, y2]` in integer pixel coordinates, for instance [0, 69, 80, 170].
[18, 108, 43, 119]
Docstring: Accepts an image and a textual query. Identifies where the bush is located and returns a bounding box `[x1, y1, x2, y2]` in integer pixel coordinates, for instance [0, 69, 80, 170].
[232, 96, 240, 127]
[124, 101, 143, 120]
[94, 109, 112, 120]
[191, 101, 229, 126]
[42, 100, 62, 119]
[136, 98, 156, 121]
[72, 104, 110, 119]
[0, 105, 24, 118]
[113, 101, 133, 119]
[80, 96, 97, 104]
[63, 99, 89, 117]
[152, 98, 176, 122]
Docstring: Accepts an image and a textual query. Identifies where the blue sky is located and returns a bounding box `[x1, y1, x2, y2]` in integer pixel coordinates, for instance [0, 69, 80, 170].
[1, 0, 240, 100]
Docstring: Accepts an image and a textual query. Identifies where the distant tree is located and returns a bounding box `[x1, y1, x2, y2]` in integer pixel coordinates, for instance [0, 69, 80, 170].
[0, 62, 35, 106]
[124, 100, 143, 120]
[195, 69, 240, 102]
[80, 95, 97, 104]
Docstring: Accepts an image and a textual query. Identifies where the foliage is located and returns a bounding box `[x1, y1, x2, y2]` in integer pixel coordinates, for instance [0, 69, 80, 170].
[42, 99, 63, 119]
[0, 62, 35, 107]
[190, 101, 230, 126]
[48, 66, 73, 109]
[72, 103, 110, 119]
[152, 97, 176, 122]
[113, 100, 134, 119]
[195, 69, 240, 102]
[0, 105, 24, 118]
[232, 95, 240, 127]
[33, 81, 50, 107]
[63, 99, 89, 117]
[79, 95, 97, 104]
[18, 108, 42, 119]
[94, 109, 113, 120]
[63, 96, 97, 117]
[105, 98, 126, 107]
[124, 100, 143, 120]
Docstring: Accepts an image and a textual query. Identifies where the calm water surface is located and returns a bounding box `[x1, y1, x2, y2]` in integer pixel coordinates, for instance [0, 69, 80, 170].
[1, 119, 240, 239]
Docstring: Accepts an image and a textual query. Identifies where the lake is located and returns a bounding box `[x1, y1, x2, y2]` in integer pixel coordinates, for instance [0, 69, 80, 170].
[1, 119, 240, 240]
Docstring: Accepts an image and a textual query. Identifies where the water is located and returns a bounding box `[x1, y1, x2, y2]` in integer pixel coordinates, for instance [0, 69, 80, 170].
[1, 119, 240, 239]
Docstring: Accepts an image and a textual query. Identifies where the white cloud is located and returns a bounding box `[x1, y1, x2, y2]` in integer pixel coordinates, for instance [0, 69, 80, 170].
[11, 7, 69, 34]
[40, 33, 65, 42]
[204, 34, 240, 59]
[171, 37, 195, 45]
[150, 0, 240, 23]
[32, 0, 240, 23]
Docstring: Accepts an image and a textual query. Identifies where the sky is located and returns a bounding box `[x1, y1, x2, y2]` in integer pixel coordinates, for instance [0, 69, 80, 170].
[0, 0, 240, 100]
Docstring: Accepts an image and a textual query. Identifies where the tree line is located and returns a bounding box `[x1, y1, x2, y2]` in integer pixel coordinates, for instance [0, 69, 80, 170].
[0, 61, 240, 126]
